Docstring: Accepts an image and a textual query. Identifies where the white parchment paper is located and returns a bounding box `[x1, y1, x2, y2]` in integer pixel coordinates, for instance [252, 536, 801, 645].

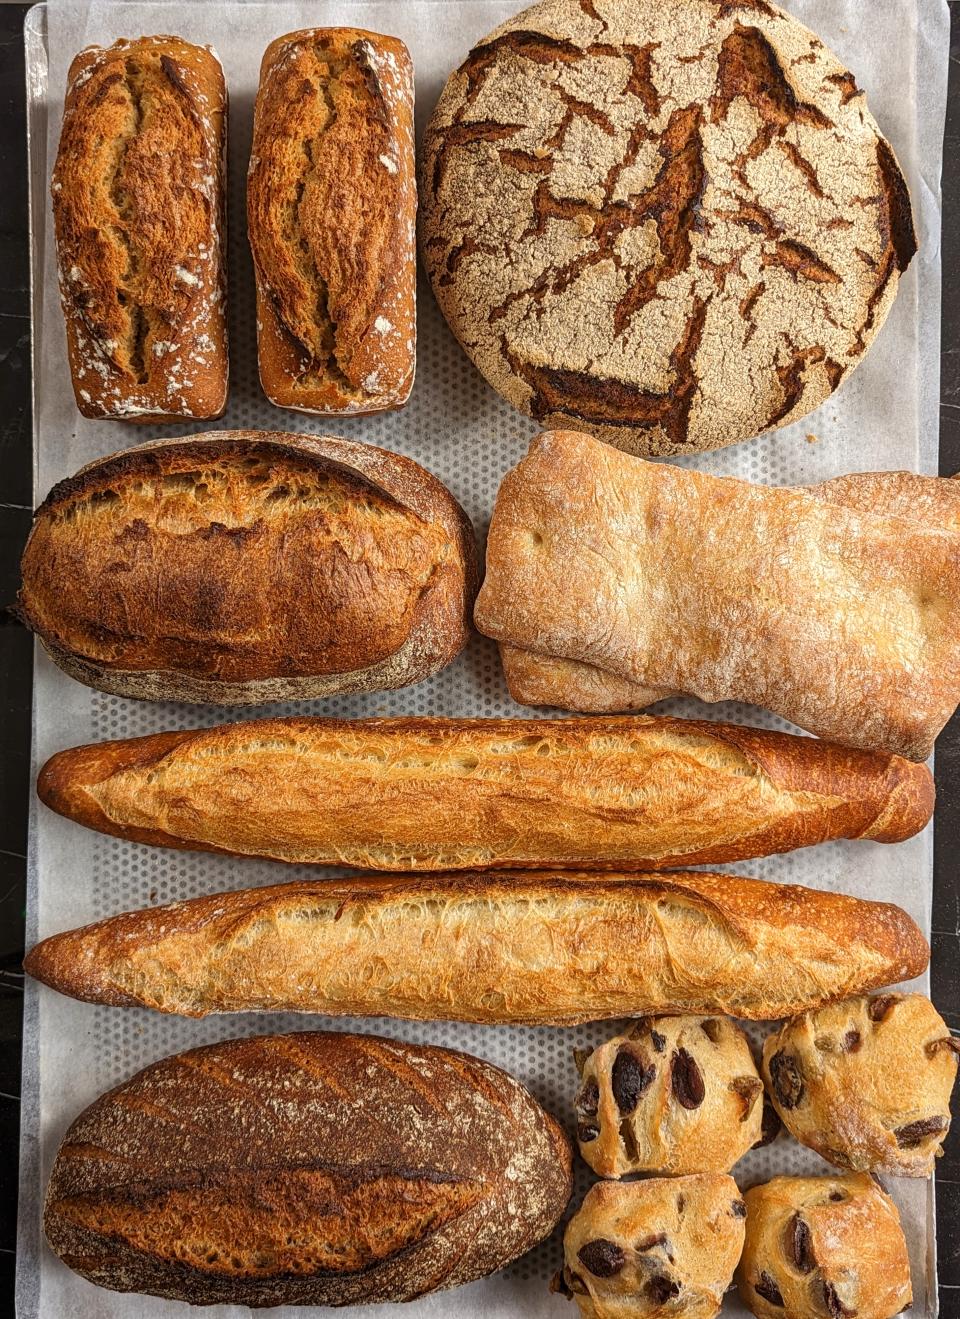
[17, 1, 950, 1315]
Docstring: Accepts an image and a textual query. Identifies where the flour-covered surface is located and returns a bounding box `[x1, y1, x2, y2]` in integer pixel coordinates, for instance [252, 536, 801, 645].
[18, 1, 949, 1316]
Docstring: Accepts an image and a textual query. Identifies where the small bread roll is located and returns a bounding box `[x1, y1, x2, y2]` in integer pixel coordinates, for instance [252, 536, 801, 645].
[575, 1016, 764, 1177]
[554, 1175, 745, 1319]
[762, 992, 959, 1176]
[736, 1174, 911, 1319]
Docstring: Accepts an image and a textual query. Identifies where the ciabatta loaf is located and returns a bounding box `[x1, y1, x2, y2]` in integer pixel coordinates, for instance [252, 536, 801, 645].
[24, 871, 929, 1023]
[36, 715, 933, 870]
[43, 1032, 571, 1306]
[475, 432, 960, 759]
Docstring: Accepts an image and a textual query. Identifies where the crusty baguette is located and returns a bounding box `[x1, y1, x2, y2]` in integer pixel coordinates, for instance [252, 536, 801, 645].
[52, 37, 227, 421]
[24, 871, 929, 1023]
[43, 1031, 571, 1306]
[503, 468, 960, 714]
[17, 431, 477, 703]
[248, 29, 416, 414]
[475, 432, 960, 759]
[35, 715, 933, 871]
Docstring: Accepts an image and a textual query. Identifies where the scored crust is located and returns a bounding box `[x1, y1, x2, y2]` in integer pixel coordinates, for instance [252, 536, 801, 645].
[420, 0, 916, 455]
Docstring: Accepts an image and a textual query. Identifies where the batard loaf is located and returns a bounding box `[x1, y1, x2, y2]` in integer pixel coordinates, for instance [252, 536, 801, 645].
[24, 870, 929, 1024]
[502, 469, 960, 714]
[42, 1031, 572, 1306]
[474, 432, 960, 759]
[35, 715, 933, 870]
[17, 432, 477, 703]
[52, 37, 228, 421]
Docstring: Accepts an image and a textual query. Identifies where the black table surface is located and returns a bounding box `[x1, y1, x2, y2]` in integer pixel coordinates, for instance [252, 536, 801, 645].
[1, 3, 959, 1314]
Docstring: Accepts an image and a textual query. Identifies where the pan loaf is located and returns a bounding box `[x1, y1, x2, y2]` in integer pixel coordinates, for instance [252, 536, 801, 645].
[52, 37, 227, 421]
[43, 1031, 571, 1306]
[24, 870, 929, 1024]
[35, 715, 933, 870]
[17, 432, 477, 703]
[475, 432, 960, 759]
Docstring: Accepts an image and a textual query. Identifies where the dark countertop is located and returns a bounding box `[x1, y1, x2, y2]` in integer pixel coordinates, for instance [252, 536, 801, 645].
[0, 2, 958, 1313]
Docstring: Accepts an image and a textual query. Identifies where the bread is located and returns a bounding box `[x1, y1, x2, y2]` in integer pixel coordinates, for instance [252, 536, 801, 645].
[420, 0, 915, 456]
[553, 1175, 745, 1319]
[762, 992, 959, 1176]
[475, 431, 960, 759]
[736, 1174, 911, 1319]
[23, 870, 929, 1024]
[248, 29, 416, 414]
[43, 1030, 571, 1306]
[17, 432, 477, 703]
[52, 37, 227, 421]
[35, 714, 934, 870]
[574, 1016, 763, 1177]
[503, 467, 960, 714]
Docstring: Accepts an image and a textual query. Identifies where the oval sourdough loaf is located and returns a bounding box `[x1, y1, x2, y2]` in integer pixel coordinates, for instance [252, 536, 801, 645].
[43, 1031, 572, 1306]
[17, 432, 477, 703]
[421, 0, 915, 455]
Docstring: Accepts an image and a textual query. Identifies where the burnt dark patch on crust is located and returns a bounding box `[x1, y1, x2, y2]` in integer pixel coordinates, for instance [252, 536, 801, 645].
[876, 139, 918, 274]
[827, 70, 861, 105]
[712, 25, 834, 132]
[895, 1115, 948, 1148]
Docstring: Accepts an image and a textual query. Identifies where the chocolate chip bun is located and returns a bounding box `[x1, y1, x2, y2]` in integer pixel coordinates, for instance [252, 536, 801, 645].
[553, 1174, 745, 1319]
[762, 992, 959, 1176]
[574, 1016, 764, 1177]
[736, 1174, 911, 1319]
[421, 0, 916, 455]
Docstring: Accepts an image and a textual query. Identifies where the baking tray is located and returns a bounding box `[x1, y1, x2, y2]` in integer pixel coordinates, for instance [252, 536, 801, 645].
[17, 1, 949, 1314]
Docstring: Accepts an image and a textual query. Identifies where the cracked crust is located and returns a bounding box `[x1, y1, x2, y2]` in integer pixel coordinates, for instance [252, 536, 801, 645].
[249, 29, 416, 414]
[421, 0, 916, 455]
[52, 37, 228, 422]
[42, 1031, 571, 1305]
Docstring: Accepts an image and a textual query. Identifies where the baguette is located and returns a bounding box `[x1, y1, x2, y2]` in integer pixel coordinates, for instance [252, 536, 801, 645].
[43, 1031, 571, 1306]
[24, 871, 929, 1023]
[475, 432, 960, 759]
[52, 37, 227, 421]
[248, 29, 416, 414]
[17, 432, 477, 703]
[35, 716, 934, 871]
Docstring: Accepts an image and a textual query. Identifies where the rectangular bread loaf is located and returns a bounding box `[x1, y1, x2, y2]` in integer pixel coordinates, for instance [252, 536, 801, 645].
[25, 871, 929, 1023]
[52, 36, 227, 421]
[248, 29, 416, 414]
[475, 432, 960, 759]
[36, 715, 933, 871]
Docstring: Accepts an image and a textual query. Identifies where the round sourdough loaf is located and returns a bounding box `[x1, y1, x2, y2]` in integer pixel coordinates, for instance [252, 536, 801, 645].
[421, 0, 916, 455]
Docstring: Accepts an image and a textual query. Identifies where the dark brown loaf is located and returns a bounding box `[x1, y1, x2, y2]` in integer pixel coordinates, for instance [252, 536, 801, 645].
[18, 433, 477, 703]
[24, 871, 930, 1023]
[52, 37, 227, 421]
[35, 715, 934, 869]
[248, 29, 416, 414]
[43, 1031, 572, 1306]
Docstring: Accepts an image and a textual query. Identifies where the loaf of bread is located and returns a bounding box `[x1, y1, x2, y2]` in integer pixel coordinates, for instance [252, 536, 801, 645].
[24, 870, 929, 1024]
[52, 37, 227, 421]
[43, 1031, 571, 1306]
[475, 431, 960, 759]
[17, 432, 477, 703]
[503, 468, 960, 714]
[248, 29, 416, 414]
[35, 714, 933, 869]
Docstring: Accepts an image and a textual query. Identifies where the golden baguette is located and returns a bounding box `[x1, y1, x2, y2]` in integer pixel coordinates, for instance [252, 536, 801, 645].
[24, 871, 929, 1024]
[36, 716, 934, 871]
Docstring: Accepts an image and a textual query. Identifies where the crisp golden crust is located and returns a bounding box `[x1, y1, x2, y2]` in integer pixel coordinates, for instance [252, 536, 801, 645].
[43, 1031, 572, 1306]
[249, 29, 416, 414]
[736, 1174, 911, 1319]
[762, 992, 959, 1176]
[35, 715, 933, 870]
[24, 869, 929, 1024]
[475, 432, 960, 758]
[555, 1176, 745, 1318]
[17, 432, 477, 703]
[420, 0, 915, 455]
[52, 37, 227, 421]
